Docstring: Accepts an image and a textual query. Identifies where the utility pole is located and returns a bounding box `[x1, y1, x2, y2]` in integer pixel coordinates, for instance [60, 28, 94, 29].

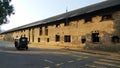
[65, 7, 69, 26]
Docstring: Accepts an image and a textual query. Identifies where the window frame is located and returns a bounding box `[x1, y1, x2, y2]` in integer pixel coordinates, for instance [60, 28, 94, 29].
[38, 38, 40, 42]
[64, 35, 71, 42]
[45, 26, 48, 36]
[55, 35, 60, 42]
[39, 27, 43, 36]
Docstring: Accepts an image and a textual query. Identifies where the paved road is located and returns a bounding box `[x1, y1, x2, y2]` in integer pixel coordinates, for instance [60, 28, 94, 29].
[0, 40, 120, 68]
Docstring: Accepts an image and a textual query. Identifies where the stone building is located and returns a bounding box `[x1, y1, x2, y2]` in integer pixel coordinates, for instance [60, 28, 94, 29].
[0, 0, 120, 51]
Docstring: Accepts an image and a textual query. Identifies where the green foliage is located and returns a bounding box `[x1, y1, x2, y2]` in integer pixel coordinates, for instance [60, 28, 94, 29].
[0, 0, 14, 25]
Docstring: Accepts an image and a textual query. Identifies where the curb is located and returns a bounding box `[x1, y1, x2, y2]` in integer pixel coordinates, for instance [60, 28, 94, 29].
[62, 48, 120, 58]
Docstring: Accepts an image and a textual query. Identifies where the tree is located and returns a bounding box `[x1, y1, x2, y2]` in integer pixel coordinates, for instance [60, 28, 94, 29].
[0, 0, 14, 25]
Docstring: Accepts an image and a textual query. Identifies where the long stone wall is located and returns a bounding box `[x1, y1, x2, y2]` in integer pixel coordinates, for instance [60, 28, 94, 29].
[0, 11, 120, 52]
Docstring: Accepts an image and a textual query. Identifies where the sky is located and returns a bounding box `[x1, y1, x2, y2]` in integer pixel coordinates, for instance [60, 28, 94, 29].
[0, 0, 106, 31]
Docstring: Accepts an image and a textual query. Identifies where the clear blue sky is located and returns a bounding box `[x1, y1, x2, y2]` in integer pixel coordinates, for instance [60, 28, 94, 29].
[1, 0, 105, 30]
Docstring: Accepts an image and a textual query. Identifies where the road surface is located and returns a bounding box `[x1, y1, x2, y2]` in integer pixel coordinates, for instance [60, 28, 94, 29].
[0, 40, 120, 68]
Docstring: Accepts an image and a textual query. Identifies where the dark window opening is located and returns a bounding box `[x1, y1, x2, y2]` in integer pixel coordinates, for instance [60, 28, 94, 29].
[111, 36, 119, 43]
[81, 38, 86, 44]
[45, 26, 48, 28]
[64, 35, 71, 42]
[102, 15, 112, 21]
[45, 26, 48, 35]
[28, 29, 30, 42]
[56, 24, 60, 27]
[85, 17, 91, 23]
[32, 29, 34, 42]
[92, 33, 99, 42]
[39, 27, 42, 35]
[45, 29, 48, 35]
[64, 22, 69, 26]
[56, 35, 60, 42]
[38, 38, 40, 42]
[47, 38, 49, 42]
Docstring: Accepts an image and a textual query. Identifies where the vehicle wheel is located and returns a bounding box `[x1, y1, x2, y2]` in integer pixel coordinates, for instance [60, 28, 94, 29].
[16, 47, 20, 50]
[26, 47, 28, 50]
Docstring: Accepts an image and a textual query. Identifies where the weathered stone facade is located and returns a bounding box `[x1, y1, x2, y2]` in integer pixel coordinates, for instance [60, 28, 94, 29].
[0, 0, 120, 52]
